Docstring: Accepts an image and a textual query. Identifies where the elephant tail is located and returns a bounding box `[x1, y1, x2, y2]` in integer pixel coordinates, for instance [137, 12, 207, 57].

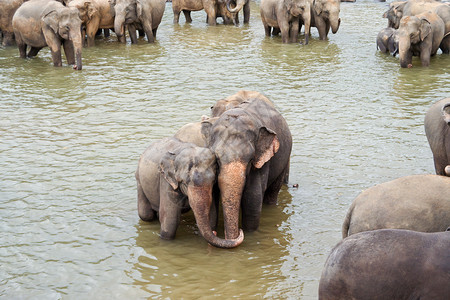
[341, 200, 356, 239]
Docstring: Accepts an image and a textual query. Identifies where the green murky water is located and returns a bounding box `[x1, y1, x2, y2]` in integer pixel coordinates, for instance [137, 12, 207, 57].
[1, 0, 449, 298]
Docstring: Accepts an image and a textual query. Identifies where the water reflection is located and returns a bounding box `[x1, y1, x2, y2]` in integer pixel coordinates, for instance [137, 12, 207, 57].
[133, 186, 293, 298]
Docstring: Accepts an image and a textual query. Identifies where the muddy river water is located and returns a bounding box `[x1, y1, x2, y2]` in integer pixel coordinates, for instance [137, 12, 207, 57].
[0, 0, 449, 298]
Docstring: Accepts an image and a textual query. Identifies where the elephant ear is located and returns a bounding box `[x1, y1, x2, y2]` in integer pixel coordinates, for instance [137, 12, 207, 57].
[43, 10, 59, 33]
[201, 118, 215, 145]
[253, 127, 280, 169]
[84, 1, 97, 20]
[160, 151, 179, 190]
[419, 18, 432, 41]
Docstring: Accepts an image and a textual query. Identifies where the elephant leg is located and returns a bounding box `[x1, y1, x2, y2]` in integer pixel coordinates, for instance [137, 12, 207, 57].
[241, 170, 266, 232]
[420, 47, 431, 67]
[234, 13, 239, 25]
[137, 181, 156, 221]
[440, 36, 450, 54]
[263, 166, 286, 205]
[183, 10, 193, 23]
[159, 179, 183, 239]
[27, 47, 43, 58]
[263, 24, 271, 37]
[142, 18, 155, 43]
[86, 20, 100, 47]
[15, 35, 27, 58]
[128, 24, 138, 44]
[243, 2, 250, 24]
[63, 40, 75, 65]
[279, 20, 290, 43]
[173, 8, 181, 24]
[104, 29, 111, 37]
[272, 27, 280, 36]
[209, 185, 220, 231]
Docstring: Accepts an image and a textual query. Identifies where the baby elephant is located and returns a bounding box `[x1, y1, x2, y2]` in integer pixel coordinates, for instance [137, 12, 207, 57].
[136, 137, 243, 248]
[425, 97, 450, 176]
[342, 174, 450, 238]
[319, 229, 450, 300]
[376, 27, 399, 56]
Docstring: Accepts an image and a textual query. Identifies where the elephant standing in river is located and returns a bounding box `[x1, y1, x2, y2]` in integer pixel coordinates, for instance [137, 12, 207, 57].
[68, 0, 117, 46]
[306, 0, 340, 40]
[319, 229, 450, 300]
[136, 137, 244, 248]
[110, 0, 165, 43]
[0, 0, 26, 46]
[383, 0, 450, 54]
[12, 0, 83, 70]
[260, 0, 311, 44]
[200, 97, 292, 240]
[172, 0, 234, 25]
[226, 0, 250, 24]
[341, 174, 450, 238]
[397, 11, 444, 67]
[425, 97, 450, 176]
[376, 27, 399, 55]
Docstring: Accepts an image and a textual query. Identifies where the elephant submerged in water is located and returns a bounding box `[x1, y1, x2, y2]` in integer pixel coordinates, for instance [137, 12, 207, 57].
[376, 27, 399, 55]
[425, 97, 450, 176]
[136, 137, 244, 248]
[201, 95, 292, 240]
[172, 0, 234, 25]
[342, 174, 450, 238]
[319, 229, 450, 300]
[12, 0, 83, 70]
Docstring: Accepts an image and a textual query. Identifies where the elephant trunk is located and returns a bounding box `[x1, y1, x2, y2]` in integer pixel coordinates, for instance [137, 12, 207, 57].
[398, 36, 412, 68]
[114, 13, 126, 39]
[218, 161, 246, 240]
[188, 185, 244, 248]
[71, 30, 83, 70]
[331, 17, 341, 34]
[227, 0, 245, 14]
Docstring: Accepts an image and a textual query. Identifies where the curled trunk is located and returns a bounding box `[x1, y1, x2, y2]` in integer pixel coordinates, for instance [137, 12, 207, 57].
[227, 0, 245, 14]
[188, 185, 244, 248]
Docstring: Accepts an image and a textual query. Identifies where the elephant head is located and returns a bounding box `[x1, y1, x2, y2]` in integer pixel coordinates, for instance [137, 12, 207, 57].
[160, 146, 244, 248]
[383, 1, 406, 29]
[201, 109, 280, 240]
[110, 0, 138, 38]
[72, 0, 98, 24]
[398, 15, 432, 68]
[313, 0, 340, 34]
[43, 7, 83, 70]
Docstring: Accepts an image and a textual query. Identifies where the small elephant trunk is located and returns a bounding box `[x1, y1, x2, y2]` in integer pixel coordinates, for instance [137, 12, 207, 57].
[188, 185, 244, 248]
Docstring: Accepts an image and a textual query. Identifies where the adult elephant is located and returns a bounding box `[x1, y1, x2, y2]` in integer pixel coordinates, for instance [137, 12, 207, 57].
[383, 0, 450, 54]
[425, 98, 450, 176]
[110, 0, 165, 43]
[397, 11, 444, 67]
[308, 0, 341, 40]
[0, 0, 26, 46]
[319, 229, 450, 300]
[136, 137, 244, 248]
[341, 174, 450, 238]
[68, 0, 118, 47]
[260, 0, 311, 44]
[201, 97, 292, 240]
[172, 0, 234, 25]
[12, 0, 83, 70]
[226, 0, 250, 24]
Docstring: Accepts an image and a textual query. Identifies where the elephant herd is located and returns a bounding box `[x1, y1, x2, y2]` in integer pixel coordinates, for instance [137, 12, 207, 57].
[0, 0, 343, 70]
[318, 97, 450, 299]
[377, 0, 450, 67]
